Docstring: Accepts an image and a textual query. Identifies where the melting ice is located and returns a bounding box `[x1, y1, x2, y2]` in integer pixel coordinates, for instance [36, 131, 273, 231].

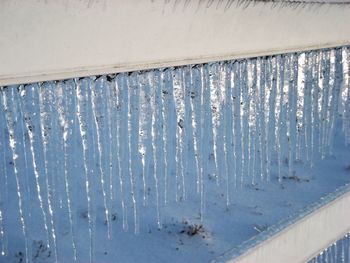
[0, 47, 350, 263]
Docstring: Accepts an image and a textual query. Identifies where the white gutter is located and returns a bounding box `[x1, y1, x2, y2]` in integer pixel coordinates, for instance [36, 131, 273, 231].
[0, 0, 350, 86]
[213, 184, 350, 263]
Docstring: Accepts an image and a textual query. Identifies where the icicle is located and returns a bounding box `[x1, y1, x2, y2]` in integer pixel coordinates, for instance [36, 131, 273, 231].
[151, 70, 164, 228]
[45, 82, 66, 211]
[54, 80, 78, 259]
[328, 48, 343, 154]
[219, 63, 230, 205]
[183, 66, 196, 193]
[38, 82, 58, 263]
[190, 66, 204, 214]
[91, 77, 112, 238]
[303, 52, 313, 165]
[323, 50, 336, 156]
[218, 62, 228, 190]
[341, 234, 345, 263]
[209, 63, 221, 185]
[340, 48, 348, 145]
[2, 87, 32, 263]
[115, 74, 128, 231]
[75, 78, 96, 263]
[13, 86, 35, 252]
[294, 53, 304, 163]
[181, 66, 192, 199]
[223, 62, 234, 204]
[162, 70, 170, 204]
[201, 63, 215, 210]
[162, 69, 177, 204]
[19, 84, 51, 251]
[277, 55, 286, 183]
[193, 65, 211, 219]
[173, 68, 186, 201]
[0, 111, 7, 256]
[258, 58, 267, 181]
[267, 57, 277, 181]
[190, 66, 202, 195]
[16, 88, 30, 185]
[190, 66, 206, 216]
[320, 51, 331, 159]
[310, 52, 320, 168]
[232, 61, 242, 187]
[248, 59, 258, 185]
[105, 77, 116, 230]
[263, 57, 271, 181]
[240, 60, 249, 186]
[288, 53, 298, 177]
[138, 73, 151, 206]
[127, 73, 140, 234]
[0, 90, 8, 257]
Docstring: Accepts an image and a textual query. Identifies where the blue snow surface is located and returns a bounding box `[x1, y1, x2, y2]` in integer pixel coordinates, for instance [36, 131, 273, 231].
[0, 47, 350, 263]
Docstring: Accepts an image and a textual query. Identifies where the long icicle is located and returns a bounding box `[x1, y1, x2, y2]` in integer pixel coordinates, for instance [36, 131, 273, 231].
[106, 76, 116, 234]
[320, 51, 331, 158]
[173, 68, 185, 201]
[191, 66, 202, 196]
[201, 63, 215, 213]
[163, 69, 177, 204]
[76, 78, 95, 263]
[0, 90, 8, 257]
[55, 81, 78, 259]
[115, 74, 128, 231]
[267, 57, 277, 182]
[240, 60, 249, 187]
[19, 84, 51, 252]
[233, 61, 242, 187]
[138, 73, 150, 206]
[2, 87, 32, 263]
[91, 77, 112, 239]
[258, 58, 266, 181]
[310, 52, 320, 168]
[328, 49, 343, 154]
[127, 73, 140, 234]
[151, 70, 163, 228]
[209, 63, 221, 185]
[249, 59, 258, 185]
[277, 55, 285, 183]
[303, 52, 313, 165]
[191, 65, 204, 216]
[288, 53, 298, 177]
[38, 83, 58, 263]
[224, 62, 234, 204]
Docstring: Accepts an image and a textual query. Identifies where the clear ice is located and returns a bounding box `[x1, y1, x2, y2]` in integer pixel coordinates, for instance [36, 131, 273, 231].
[0, 46, 350, 262]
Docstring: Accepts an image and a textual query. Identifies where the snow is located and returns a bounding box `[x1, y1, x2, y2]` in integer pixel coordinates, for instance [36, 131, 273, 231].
[0, 46, 349, 263]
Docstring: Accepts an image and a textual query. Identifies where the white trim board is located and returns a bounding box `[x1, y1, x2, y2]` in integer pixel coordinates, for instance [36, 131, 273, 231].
[1, 0, 350, 86]
[213, 184, 350, 263]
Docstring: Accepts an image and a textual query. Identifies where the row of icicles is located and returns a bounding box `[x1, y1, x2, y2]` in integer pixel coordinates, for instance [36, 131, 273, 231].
[308, 232, 350, 263]
[0, 46, 349, 263]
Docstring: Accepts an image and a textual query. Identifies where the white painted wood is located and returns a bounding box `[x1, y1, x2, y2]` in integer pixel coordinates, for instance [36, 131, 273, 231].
[213, 188, 350, 263]
[0, 0, 350, 85]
